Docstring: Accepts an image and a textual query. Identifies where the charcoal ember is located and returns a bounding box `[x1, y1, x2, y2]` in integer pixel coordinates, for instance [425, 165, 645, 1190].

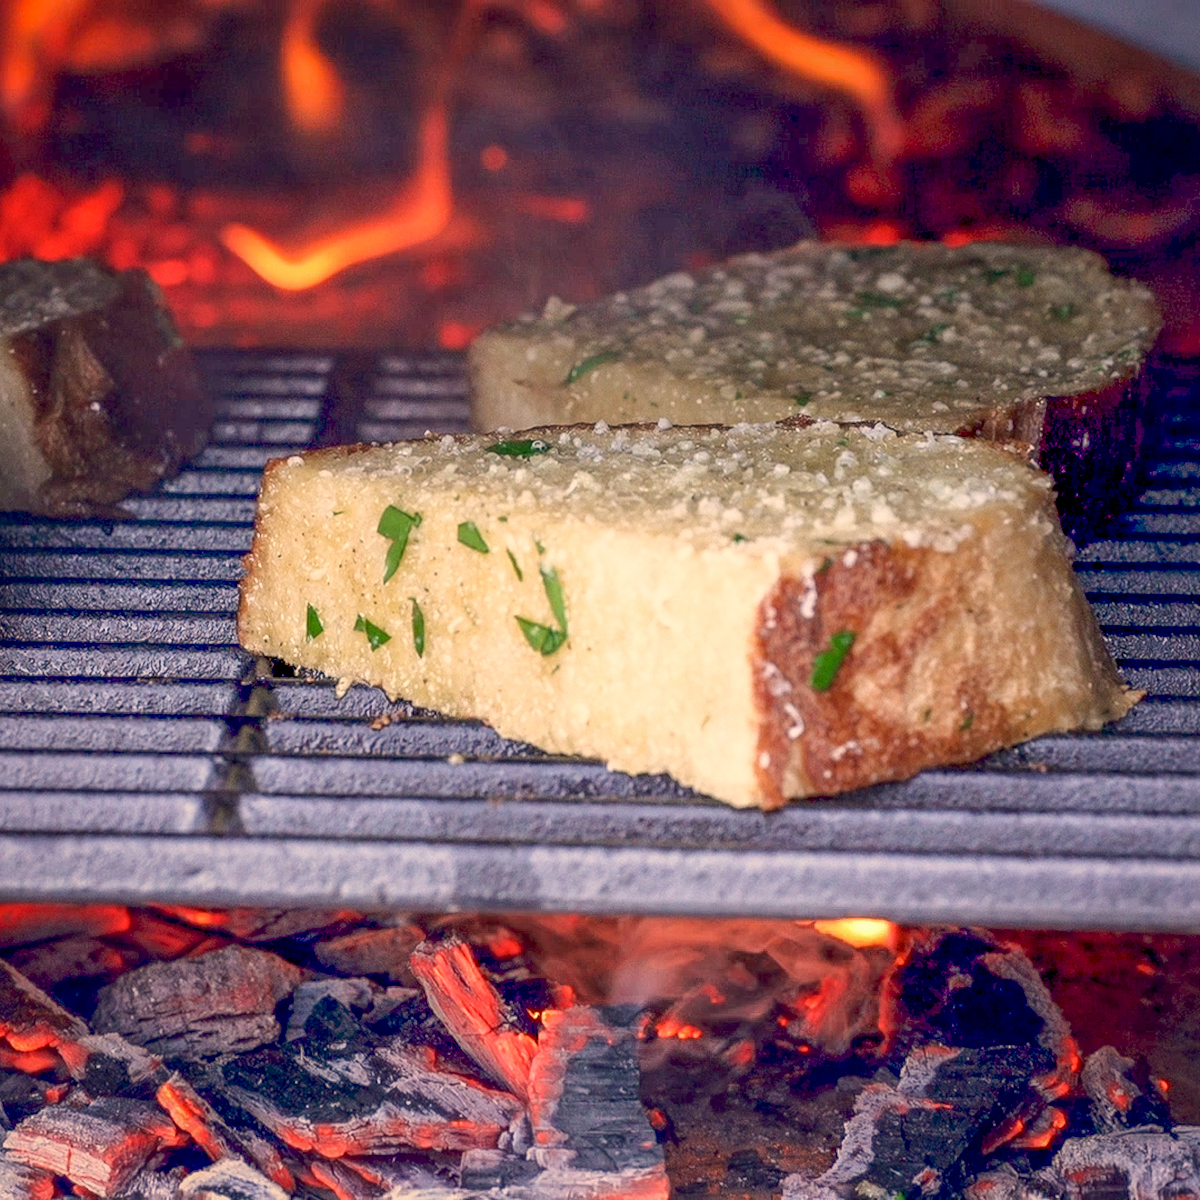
[1081, 1046, 1171, 1134]
[459, 1147, 541, 1190]
[795, 1039, 1058, 1200]
[176, 1158, 291, 1200]
[70, 1031, 167, 1096]
[308, 1156, 386, 1199]
[286, 980, 376, 1042]
[410, 936, 539, 1102]
[362, 987, 422, 1030]
[218, 1039, 522, 1155]
[0, 904, 130, 949]
[314, 923, 426, 984]
[5, 934, 137, 991]
[0, 257, 211, 515]
[0, 1071, 61, 1126]
[1052, 1130, 1200, 1198]
[165, 1064, 299, 1191]
[0, 1147, 54, 1200]
[92, 945, 302, 1059]
[2, 1095, 183, 1197]
[0, 957, 88, 1073]
[964, 1163, 1064, 1198]
[887, 930, 1081, 1099]
[185, 908, 364, 944]
[524, 1005, 667, 1198]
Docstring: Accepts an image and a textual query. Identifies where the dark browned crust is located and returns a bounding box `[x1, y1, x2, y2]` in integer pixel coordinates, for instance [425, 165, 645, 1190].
[956, 367, 1150, 543]
[13, 262, 211, 516]
[753, 541, 1024, 809]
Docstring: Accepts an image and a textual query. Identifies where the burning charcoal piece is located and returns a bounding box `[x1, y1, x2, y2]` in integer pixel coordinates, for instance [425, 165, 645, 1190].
[5, 934, 137, 992]
[526, 1004, 668, 1196]
[0, 1147, 54, 1200]
[0, 958, 88, 1074]
[1053, 1130, 1200, 1198]
[0, 903, 130, 949]
[285, 978, 376, 1041]
[218, 1039, 522, 1155]
[459, 1147, 542, 1190]
[314, 922, 426, 983]
[3, 1095, 183, 1198]
[91, 944, 302, 1059]
[0, 257, 211, 515]
[409, 936, 539, 1102]
[176, 1159, 291, 1200]
[1081, 1045, 1171, 1134]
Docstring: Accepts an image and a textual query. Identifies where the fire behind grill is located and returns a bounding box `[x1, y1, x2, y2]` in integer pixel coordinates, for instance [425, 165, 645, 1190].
[3, 351, 1200, 930]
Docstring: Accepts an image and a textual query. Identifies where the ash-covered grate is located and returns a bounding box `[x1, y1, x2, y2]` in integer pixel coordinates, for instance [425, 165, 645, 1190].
[3, 351, 1200, 928]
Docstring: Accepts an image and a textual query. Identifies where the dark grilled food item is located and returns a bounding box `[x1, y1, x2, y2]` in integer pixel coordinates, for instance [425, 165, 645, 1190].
[0, 258, 210, 516]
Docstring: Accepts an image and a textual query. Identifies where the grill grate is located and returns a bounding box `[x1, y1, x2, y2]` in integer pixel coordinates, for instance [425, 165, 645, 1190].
[3, 351, 1200, 928]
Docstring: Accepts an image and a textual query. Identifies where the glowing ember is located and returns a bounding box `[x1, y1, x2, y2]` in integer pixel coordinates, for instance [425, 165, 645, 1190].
[281, 0, 345, 136]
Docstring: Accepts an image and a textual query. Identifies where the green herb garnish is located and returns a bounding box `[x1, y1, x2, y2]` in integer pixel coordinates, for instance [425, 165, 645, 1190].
[516, 618, 567, 655]
[457, 521, 489, 553]
[916, 323, 949, 344]
[564, 351, 620, 384]
[856, 291, 905, 309]
[378, 505, 422, 583]
[354, 614, 391, 651]
[793, 391, 812, 406]
[306, 604, 323, 640]
[516, 563, 569, 657]
[960, 711, 975, 731]
[411, 598, 425, 657]
[1051, 303, 1077, 322]
[731, 533, 747, 543]
[1016, 266, 1036, 287]
[810, 630, 855, 691]
[486, 438, 551, 458]
[507, 549, 524, 581]
[985, 267, 1009, 283]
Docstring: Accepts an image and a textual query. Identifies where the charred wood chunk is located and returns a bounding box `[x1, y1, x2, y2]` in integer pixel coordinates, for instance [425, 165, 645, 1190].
[0, 257, 211, 515]
[5, 934, 137, 992]
[409, 936, 539, 1102]
[175, 1159, 291, 1200]
[3, 1095, 182, 1197]
[0, 1147, 54, 1200]
[314, 923, 426, 984]
[0, 958, 88, 1073]
[218, 1039, 522, 1156]
[459, 1146, 542, 1190]
[1081, 1045, 1171, 1134]
[528, 1004, 667, 1196]
[0, 903, 130, 950]
[1053, 1130, 1200, 1199]
[92, 945, 302, 1060]
[292, 991, 374, 1057]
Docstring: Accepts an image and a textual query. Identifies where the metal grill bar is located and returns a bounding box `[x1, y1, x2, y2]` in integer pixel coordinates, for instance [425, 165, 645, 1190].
[4, 350, 1200, 928]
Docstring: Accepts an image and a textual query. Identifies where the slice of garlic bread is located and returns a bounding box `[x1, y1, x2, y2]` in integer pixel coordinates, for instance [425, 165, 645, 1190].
[469, 241, 1160, 531]
[238, 420, 1137, 809]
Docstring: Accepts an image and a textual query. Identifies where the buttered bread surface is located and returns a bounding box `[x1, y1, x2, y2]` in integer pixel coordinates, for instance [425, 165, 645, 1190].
[238, 422, 1136, 809]
[469, 241, 1159, 437]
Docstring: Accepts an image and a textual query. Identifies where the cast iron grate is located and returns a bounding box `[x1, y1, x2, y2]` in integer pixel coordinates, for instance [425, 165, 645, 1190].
[2, 351, 1200, 928]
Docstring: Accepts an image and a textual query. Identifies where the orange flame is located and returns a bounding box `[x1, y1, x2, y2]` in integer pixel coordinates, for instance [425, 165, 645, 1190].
[702, 0, 904, 163]
[221, 105, 453, 290]
[282, 0, 345, 136]
[812, 918, 897, 949]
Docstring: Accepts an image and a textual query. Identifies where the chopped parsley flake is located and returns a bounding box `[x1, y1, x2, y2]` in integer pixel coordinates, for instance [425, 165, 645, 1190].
[378, 505, 422, 583]
[985, 267, 1009, 283]
[960, 711, 975, 731]
[516, 618, 567, 656]
[916, 323, 949, 344]
[354, 614, 391, 651]
[457, 521, 489, 553]
[411, 598, 425, 657]
[810, 630, 855, 691]
[486, 438, 551, 458]
[564, 351, 620, 384]
[856, 291, 904, 309]
[306, 604, 323, 640]
[1051, 303, 1077, 322]
[731, 533, 747, 543]
[516, 563, 568, 656]
[793, 391, 812, 406]
[1016, 267, 1036, 287]
[507, 549, 524, 581]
